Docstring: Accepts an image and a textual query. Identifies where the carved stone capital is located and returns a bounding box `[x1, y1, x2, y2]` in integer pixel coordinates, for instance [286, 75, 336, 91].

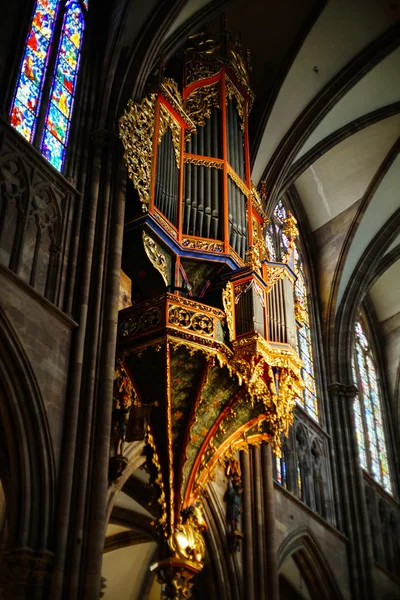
[0, 547, 53, 599]
[327, 382, 358, 399]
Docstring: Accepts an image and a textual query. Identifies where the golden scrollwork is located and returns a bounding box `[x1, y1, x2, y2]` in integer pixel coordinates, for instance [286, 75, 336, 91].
[161, 78, 196, 134]
[153, 210, 178, 239]
[222, 281, 235, 341]
[168, 306, 215, 337]
[281, 211, 299, 263]
[145, 427, 168, 533]
[181, 237, 224, 252]
[225, 77, 246, 130]
[250, 183, 269, 224]
[265, 264, 295, 292]
[120, 306, 161, 338]
[183, 155, 224, 169]
[119, 94, 157, 209]
[227, 164, 249, 197]
[246, 244, 262, 275]
[184, 82, 220, 127]
[158, 104, 182, 167]
[294, 297, 308, 326]
[143, 231, 170, 286]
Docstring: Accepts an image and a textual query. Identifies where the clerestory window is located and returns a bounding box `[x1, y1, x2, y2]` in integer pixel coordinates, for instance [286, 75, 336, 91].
[10, 0, 87, 172]
[267, 200, 319, 421]
[352, 320, 392, 493]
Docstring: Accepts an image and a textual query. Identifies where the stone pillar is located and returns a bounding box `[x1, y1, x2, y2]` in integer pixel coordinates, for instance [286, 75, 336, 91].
[261, 444, 279, 600]
[240, 450, 255, 600]
[49, 132, 126, 599]
[328, 383, 376, 600]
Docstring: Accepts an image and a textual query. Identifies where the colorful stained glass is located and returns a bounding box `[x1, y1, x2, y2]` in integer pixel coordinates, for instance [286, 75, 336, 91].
[297, 461, 302, 499]
[271, 200, 319, 420]
[41, 0, 84, 171]
[10, 0, 60, 142]
[295, 268, 318, 420]
[274, 200, 286, 224]
[353, 321, 392, 493]
[266, 229, 276, 261]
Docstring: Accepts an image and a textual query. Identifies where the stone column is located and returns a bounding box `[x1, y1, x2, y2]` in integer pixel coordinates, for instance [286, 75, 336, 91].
[328, 383, 376, 600]
[261, 444, 279, 600]
[240, 450, 255, 600]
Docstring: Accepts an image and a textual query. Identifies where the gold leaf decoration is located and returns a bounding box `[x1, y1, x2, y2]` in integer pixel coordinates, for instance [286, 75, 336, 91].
[119, 94, 157, 209]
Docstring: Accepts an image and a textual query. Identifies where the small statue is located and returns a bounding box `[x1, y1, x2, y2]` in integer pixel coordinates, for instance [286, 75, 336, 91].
[111, 362, 137, 457]
[225, 458, 243, 533]
[168, 503, 207, 565]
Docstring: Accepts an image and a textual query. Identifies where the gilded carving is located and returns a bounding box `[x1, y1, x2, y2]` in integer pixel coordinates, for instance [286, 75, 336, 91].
[143, 231, 170, 286]
[281, 211, 299, 263]
[222, 281, 235, 341]
[181, 237, 224, 252]
[119, 94, 157, 209]
[168, 306, 215, 336]
[184, 82, 220, 127]
[226, 77, 246, 130]
[153, 210, 178, 238]
[158, 103, 181, 167]
[227, 164, 249, 197]
[184, 156, 224, 170]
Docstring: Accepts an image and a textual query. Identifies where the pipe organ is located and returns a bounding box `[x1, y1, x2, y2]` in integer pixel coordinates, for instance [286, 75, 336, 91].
[117, 27, 304, 599]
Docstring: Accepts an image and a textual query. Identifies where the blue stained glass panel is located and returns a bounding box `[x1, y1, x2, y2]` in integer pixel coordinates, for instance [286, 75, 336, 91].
[10, 98, 36, 140]
[47, 104, 69, 142]
[51, 78, 73, 117]
[41, 129, 64, 170]
[41, 1, 84, 171]
[15, 73, 40, 113]
[10, 0, 60, 142]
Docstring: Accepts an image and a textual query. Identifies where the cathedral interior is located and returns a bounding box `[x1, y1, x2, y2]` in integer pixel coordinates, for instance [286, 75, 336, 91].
[0, 0, 399, 599]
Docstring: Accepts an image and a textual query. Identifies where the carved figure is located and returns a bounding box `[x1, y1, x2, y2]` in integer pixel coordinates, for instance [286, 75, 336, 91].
[225, 459, 243, 532]
[169, 504, 207, 564]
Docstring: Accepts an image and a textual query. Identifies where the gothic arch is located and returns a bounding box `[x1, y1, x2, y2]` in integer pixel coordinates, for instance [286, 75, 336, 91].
[0, 306, 55, 573]
[278, 526, 343, 600]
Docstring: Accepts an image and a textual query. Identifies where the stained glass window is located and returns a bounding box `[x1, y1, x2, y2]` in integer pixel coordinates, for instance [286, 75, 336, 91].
[353, 321, 392, 493]
[267, 200, 319, 421]
[10, 0, 60, 142]
[10, 0, 86, 172]
[41, 1, 84, 170]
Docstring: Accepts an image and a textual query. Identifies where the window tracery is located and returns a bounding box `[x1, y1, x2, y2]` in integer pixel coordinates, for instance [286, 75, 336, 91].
[10, 0, 86, 172]
[352, 320, 392, 493]
[267, 200, 318, 420]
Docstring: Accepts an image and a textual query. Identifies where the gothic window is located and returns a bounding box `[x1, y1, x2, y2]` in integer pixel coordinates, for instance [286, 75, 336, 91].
[275, 444, 288, 489]
[10, 0, 86, 172]
[267, 200, 319, 421]
[352, 320, 392, 493]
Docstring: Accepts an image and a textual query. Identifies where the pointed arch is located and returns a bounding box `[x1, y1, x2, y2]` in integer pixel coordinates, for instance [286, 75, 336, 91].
[278, 526, 344, 600]
[0, 306, 55, 553]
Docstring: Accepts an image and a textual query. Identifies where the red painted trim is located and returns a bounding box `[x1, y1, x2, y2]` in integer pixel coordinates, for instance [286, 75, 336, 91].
[221, 70, 229, 253]
[184, 152, 224, 165]
[183, 71, 222, 100]
[177, 118, 185, 242]
[150, 98, 161, 214]
[159, 95, 188, 129]
[183, 386, 246, 507]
